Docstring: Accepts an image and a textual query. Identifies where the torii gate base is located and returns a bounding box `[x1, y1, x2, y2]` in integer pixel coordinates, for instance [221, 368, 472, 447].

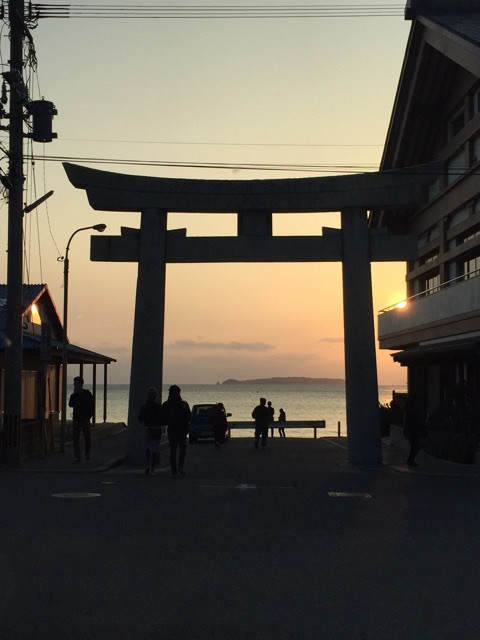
[63, 161, 436, 466]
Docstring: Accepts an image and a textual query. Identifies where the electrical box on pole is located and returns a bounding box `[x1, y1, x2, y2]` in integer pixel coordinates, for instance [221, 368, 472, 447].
[27, 99, 57, 142]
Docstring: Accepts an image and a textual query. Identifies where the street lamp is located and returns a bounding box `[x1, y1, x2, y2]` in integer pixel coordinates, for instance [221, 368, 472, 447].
[59, 223, 106, 452]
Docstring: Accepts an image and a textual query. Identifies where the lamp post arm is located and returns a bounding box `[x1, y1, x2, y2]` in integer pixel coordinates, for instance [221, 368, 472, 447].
[65, 225, 96, 257]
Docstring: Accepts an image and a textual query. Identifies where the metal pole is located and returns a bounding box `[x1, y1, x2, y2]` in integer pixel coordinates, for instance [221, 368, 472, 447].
[338, 421, 341, 437]
[92, 363, 96, 426]
[60, 255, 69, 452]
[3, 0, 25, 466]
[103, 363, 107, 423]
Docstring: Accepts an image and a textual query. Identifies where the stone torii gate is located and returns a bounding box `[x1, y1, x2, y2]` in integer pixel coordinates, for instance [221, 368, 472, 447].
[64, 162, 435, 466]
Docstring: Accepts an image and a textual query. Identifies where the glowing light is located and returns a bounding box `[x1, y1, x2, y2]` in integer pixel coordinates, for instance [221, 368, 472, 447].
[396, 301, 407, 309]
[30, 303, 41, 324]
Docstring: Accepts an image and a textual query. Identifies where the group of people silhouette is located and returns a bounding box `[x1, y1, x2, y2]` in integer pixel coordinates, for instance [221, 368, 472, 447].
[138, 386, 288, 476]
[251, 397, 286, 448]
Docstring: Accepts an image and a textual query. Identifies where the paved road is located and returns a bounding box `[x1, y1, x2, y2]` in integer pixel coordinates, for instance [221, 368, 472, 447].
[1, 438, 478, 639]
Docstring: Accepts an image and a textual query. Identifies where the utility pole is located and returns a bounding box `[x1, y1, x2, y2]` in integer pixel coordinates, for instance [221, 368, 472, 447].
[3, 0, 25, 466]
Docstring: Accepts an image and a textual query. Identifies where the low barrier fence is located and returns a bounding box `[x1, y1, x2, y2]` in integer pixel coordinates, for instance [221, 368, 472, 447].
[227, 420, 326, 439]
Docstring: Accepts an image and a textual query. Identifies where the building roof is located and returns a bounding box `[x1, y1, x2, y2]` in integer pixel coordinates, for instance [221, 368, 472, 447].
[426, 11, 480, 48]
[370, 1, 480, 228]
[21, 334, 116, 365]
[392, 336, 480, 364]
[0, 283, 46, 320]
[0, 284, 116, 365]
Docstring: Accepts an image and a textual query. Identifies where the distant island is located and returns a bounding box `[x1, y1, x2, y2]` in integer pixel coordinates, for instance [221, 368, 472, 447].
[221, 377, 344, 386]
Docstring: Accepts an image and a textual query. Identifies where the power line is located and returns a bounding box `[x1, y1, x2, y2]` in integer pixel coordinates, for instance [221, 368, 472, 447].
[28, 152, 381, 172]
[29, 2, 405, 19]
[27, 153, 476, 177]
[61, 136, 384, 148]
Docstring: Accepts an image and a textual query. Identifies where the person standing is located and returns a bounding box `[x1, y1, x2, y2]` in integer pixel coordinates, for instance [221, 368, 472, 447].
[278, 408, 286, 438]
[267, 400, 275, 437]
[162, 384, 191, 476]
[209, 402, 228, 450]
[252, 397, 270, 449]
[69, 376, 94, 463]
[138, 387, 164, 476]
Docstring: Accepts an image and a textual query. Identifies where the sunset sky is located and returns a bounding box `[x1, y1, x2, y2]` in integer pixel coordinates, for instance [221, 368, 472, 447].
[0, 2, 412, 384]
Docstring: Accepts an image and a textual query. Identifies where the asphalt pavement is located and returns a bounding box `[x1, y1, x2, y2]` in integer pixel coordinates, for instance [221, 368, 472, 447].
[2, 436, 479, 639]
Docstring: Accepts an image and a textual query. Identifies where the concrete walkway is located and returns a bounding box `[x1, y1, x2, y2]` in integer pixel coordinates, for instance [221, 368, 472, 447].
[17, 426, 480, 477]
[20, 422, 127, 473]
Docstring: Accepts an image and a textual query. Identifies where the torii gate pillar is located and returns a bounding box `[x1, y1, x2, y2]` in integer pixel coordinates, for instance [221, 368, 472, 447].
[341, 208, 381, 464]
[126, 208, 167, 464]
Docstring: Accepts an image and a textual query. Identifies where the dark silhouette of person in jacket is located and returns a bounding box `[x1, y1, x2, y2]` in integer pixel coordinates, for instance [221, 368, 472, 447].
[252, 397, 270, 449]
[69, 376, 94, 463]
[138, 387, 164, 476]
[162, 384, 191, 476]
[209, 402, 228, 450]
[267, 400, 275, 436]
[278, 408, 286, 438]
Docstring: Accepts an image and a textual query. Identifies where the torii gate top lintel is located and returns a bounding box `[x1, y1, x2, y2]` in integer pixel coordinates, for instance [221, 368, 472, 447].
[63, 161, 440, 213]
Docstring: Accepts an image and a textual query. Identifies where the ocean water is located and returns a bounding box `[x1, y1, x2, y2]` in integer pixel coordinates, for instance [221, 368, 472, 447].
[90, 382, 407, 438]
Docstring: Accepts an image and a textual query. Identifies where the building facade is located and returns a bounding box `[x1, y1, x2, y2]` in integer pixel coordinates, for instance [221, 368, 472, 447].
[0, 284, 115, 460]
[374, 0, 480, 460]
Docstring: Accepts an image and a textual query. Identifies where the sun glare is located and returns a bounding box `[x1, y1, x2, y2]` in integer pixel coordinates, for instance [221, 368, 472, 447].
[396, 301, 407, 309]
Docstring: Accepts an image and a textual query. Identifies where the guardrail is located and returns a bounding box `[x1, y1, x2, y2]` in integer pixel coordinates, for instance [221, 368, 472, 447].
[227, 420, 326, 439]
[378, 267, 480, 314]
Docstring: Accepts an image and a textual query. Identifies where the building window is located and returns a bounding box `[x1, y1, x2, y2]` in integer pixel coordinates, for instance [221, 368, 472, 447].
[447, 147, 467, 185]
[448, 206, 469, 229]
[449, 109, 465, 138]
[417, 224, 439, 249]
[426, 274, 440, 294]
[420, 250, 439, 266]
[420, 272, 440, 295]
[472, 135, 480, 164]
[461, 225, 480, 244]
[473, 89, 480, 115]
[464, 255, 480, 280]
[446, 261, 458, 281]
[427, 178, 441, 201]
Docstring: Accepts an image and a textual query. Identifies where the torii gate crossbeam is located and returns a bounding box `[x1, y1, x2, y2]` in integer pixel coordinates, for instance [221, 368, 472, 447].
[63, 161, 438, 466]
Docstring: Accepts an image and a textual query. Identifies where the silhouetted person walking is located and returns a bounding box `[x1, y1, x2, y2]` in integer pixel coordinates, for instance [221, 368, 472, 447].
[278, 408, 286, 438]
[69, 376, 94, 463]
[252, 397, 270, 449]
[403, 394, 426, 467]
[209, 402, 228, 450]
[138, 387, 164, 476]
[162, 385, 191, 476]
[267, 400, 275, 436]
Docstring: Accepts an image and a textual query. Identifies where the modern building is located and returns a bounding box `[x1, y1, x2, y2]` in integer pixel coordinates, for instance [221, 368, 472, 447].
[0, 284, 115, 460]
[373, 0, 480, 459]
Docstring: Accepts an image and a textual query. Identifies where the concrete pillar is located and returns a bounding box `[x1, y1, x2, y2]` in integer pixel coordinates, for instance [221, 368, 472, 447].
[341, 208, 381, 465]
[127, 208, 167, 464]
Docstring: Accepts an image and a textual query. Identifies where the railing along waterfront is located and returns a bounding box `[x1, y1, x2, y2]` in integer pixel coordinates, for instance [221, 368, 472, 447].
[378, 267, 480, 314]
[227, 420, 326, 439]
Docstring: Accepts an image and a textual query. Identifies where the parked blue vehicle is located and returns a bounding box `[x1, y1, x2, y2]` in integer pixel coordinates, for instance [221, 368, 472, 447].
[188, 403, 231, 443]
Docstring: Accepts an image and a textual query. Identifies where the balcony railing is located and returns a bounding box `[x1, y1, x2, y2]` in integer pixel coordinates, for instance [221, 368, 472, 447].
[378, 268, 480, 340]
[379, 267, 480, 314]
